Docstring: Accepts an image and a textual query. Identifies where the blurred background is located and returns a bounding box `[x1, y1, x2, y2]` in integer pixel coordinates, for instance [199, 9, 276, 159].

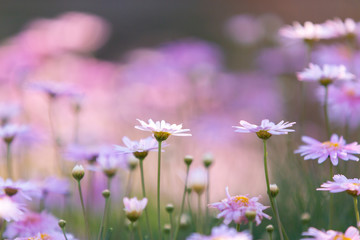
[1, 1, 360, 239]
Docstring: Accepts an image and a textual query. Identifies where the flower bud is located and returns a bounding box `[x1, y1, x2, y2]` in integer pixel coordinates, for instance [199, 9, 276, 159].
[163, 224, 171, 234]
[123, 197, 148, 222]
[301, 212, 311, 224]
[266, 224, 274, 233]
[188, 168, 207, 195]
[269, 184, 279, 198]
[245, 210, 256, 222]
[180, 213, 191, 228]
[165, 203, 174, 213]
[184, 155, 193, 166]
[58, 219, 66, 228]
[102, 189, 111, 198]
[128, 156, 138, 170]
[72, 165, 85, 181]
[203, 153, 214, 168]
[103, 168, 117, 179]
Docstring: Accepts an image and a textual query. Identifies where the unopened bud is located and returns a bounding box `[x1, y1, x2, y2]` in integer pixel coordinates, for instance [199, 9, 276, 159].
[301, 212, 311, 224]
[58, 219, 66, 228]
[128, 156, 138, 170]
[103, 168, 117, 178]
[245, 210, 256, 222]
[163, 224, 171, 234]
[203, 153, 214, 168]
[165, 204, 174, 213]
[266, 224, 274, 233]
[72, 165, 85, 181]
[184, 155, 193, 166]
[102, 189, 111, 198]
[180, 214, 191, 228]
[269, 184, 279, 198]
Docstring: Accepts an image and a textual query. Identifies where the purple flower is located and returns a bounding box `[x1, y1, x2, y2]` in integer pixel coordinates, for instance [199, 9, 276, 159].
[0, 124, 28, 143]
[302, 226, 359, 240]
[113, 136, 159, 156]
[0, 178, 40, 200]
[37, 177, 70, 196]
[63, 144, 100, 164]
[295, 134, 360, 166]
[279, 21, 334, 41]
[208, 187, 270, 226]
[317, 174, 360, 196]
[27, 81, 77, 98]
[0, 103, 21, 125]
[123, 197, 148, 222]
[187, 224, 252, 240]
[0, 195, 25, 222]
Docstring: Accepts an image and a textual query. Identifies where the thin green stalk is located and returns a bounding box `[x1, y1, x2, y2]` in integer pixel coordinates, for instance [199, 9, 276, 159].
[263, 140, 284, 240]
[6, 142, 12, 179]
[157, 140, 162, 240]
[173, 164, 190, 240]
[248, 221, 253, 237]
[324, 86, 331, 139]
[329, 163, 333, 229]
[0, 220, 6, 239]
[268, 231, 273, 240]
[139, 158, 153, 240]
[77, 180, 89, 239]
[187, 191, 194, 224]
[129, 222, 134, 240]
[205, 168, 210, 233]
[169, 212, 173, 240]
[98, 196, 110, 240]
[354, 196, 360, 230]
[236, 224, 240, 232]
[86, 170, 94, 216]
[197, 193, 202, 233]
[61, 228, 69, 240]
[137, 224, 143, 240]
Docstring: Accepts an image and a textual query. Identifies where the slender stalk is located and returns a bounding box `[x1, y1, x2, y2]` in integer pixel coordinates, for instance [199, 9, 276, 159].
[137, 224, 143, 240]
[263, 140, 284, 240]
[169, 212, 173, 240]
[205, 168, 210, 233]
[77, 180, 89, 239]
[354, 196, 360, 230]
[39, 191, 48, 211]
[86, 170, 94, 216]
[139, 158, 153, 240]
[197, 193, 202, 233]
[323, 86, 331, 139]
[248, 221, 253, 237]
[0, 220, 6, 239]
[61, 228, 69, 240]
[6, 142, 12, 179]
[157, 140, 162, 239]
[236, 224, 240, 232]
[173, 164, 190, 240]
[129, 222, 134, 240]
[329, 163, 333, 229]
[98, 196, 110, 240]
[187, 191, 194, 224]
[268, 231, 273, 240]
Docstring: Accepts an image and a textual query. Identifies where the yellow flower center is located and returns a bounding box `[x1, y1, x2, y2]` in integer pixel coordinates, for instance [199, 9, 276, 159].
[322, 141, 340, 148]
[27, 233, 51, 240]
[346, 89, 356, 97]
[234, 196, 249, 206]
[334, 234, 351, 240]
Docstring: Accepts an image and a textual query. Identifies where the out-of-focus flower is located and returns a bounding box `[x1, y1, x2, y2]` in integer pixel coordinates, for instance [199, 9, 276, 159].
[187, 224, 252, 240]
[113, 136, 159, 159]
[297, 63, 355, 86]
[64, 144, 100, 164]
[89, 150, 127, 178]
[123, 197, 148, 222]
[233, 119, 295, 140]
[37, 177, 70, 196]
[0, 103, 21, 125]
[295, 134, 360, 166]
[279, 21, 334, 42]
[209, 187, 270, 226]
[27, 81, 77, 98]
[302, 226, 359, 240]
[4, 211, 58, 238]
[323, 18, 358, 39]
[188, 167, 208, 195]
[0, 195, 25, 222]
[135, 119, 191, 141]
[225, 14, 265, 45]
[14, 231, 77, 240]
[0, 178, 40, 200]
[317, 174, 360, 196]
[0, 124, 28, 143]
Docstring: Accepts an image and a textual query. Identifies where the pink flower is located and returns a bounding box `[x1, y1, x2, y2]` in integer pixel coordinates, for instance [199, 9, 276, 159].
[113, 136, 159, 155]
[233, 119, 295, 139]
[279, 21, 334, 41]
[295, 134, 360, 166]
[317, 174, 360, 196]
[0, 124, 28, 143]
[208, 187, 270, 226]
[123, 197, 148, 222]
[302, 226, 360, 240]
[297, 63, 355, 85]
[0, 178, 40, 200]
[323, 18, 358, 38]
[187, 224, 252, 240]
[0, 195, 25, 222]
[27, 81, 77, 98]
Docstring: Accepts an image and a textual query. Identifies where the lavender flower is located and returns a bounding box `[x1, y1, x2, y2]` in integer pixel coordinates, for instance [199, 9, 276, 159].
[123, 197, 148, 222]
[317, 174, 360, 196]
[302, 226, 359, 240]
[187, 224, 252, 240]
[113, 136, 160, 159]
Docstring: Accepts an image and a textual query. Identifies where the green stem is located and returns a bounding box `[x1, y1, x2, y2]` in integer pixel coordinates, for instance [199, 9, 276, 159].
[77, 180, 89, 239]
[129, 222, 134, 240]
[329, 163, 333, 229]
[197, 193, 202, 233]
[6, 142, 12, 179]
[205, 168, 210, 233]
[249, 221, 253, 237]
[263, 140, 284, 240]
[137, 224, 143, 240]
[139, 158, 153, 240]
[61, 227, 69, 240]
[169, 212, 173, 240]
[236, 224, 240, 232]
[187, 192, 194, 224]
[268, 231, 273, 240]
[157, 140, 163, 239]
[98, 196, 109, 240]
[324, 85, 331, 139]
[0, 220, 6, 240]
[354, 196, 360, 230]
[173, 164, 190, 240]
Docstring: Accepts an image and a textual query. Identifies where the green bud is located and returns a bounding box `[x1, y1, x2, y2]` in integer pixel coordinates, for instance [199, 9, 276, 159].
[165, 204, 174, 213]
[102, 189, 111, 198]
[266, 224, 274, 233]
[72, 165, 85, 181]
[184, 155, 193, 166]
[58, 219, 66, 228]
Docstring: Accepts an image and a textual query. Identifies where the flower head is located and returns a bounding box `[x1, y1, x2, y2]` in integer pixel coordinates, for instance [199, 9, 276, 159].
[135, 119, 191, 141]
[89, 150, 127, 178]
[188, 167, 208, 195]
[113, 136, 161, 159]
[233, 119, 295, 140]
[295, 134, 360, 166]
[279, 21, 334, 42]
[64, 144, 100, 164]
[297, 63, 355, 86]
[302, 226, 359, 240]
[0, 178, 40, 200]
[0, 195, 25, 222]
[0, 103, 21, 125]
[323, 18, 358, 39]
[123, 197, 148, 222]
[0, 124, 28, 143]
[187, 224, 252, 240]
[317, 174, 360, 197]
[208, 187, 270, 226]
[27, 81, 77, 99]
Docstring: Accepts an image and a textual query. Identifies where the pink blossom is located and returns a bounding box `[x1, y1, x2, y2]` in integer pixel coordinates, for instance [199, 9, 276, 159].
[187, 224, 252, 240]
[302, 226, 360, 240]
[317, 174, 360, 196]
